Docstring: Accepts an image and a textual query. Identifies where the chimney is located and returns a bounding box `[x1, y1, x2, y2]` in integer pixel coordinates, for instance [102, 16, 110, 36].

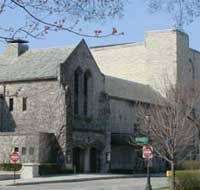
[5, 39, 29, 57]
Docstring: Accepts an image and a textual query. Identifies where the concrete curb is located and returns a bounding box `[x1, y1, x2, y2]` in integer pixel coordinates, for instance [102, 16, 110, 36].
[8, 176, 131, 186]
[1, 173, 165, 186]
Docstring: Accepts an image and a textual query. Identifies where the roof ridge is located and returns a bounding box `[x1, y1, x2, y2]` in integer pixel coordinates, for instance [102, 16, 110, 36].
[105, 75, 149, 87]
[29, 45, 75, 52]
[90, 42, 139, 49]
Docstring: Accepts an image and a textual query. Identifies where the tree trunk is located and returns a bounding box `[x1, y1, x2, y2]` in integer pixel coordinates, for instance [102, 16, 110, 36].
[198, 129, 200, 159]
[171, 161, 176, 190]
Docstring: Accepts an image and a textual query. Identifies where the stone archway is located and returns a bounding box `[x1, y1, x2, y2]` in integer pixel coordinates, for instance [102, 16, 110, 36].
[72, 135, 106, 173]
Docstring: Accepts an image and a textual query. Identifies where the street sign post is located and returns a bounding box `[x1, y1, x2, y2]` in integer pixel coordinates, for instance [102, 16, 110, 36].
[142, 145, 153, 190]
[135, 137, 149, 144]
[9, 151, 20, 184]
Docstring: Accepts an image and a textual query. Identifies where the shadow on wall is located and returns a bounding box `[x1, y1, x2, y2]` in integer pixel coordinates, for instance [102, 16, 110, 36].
[0, 95, 17, 132]
[39, 133, 65, 165]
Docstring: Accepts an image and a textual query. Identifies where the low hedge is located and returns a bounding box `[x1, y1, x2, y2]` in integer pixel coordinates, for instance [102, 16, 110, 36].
[177, 160, 200, 170]
[175, 170, 200, 190]
[0, 163, 22, 171]
[39, 164, 74, 176]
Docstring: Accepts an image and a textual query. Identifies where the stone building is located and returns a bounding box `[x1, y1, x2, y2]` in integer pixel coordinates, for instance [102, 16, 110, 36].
[0, 29, 199, 173]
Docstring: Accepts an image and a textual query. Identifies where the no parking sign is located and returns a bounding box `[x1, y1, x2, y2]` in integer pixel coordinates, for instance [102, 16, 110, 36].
[142, 145, 153, 159]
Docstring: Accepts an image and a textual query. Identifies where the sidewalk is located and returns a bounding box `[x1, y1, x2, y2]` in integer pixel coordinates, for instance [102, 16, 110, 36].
[0, 173, 165, 186]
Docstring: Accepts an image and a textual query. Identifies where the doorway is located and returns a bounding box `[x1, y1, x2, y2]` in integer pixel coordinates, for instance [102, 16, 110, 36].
[90, 147, 98, 173]
[73, 147, 84, 173]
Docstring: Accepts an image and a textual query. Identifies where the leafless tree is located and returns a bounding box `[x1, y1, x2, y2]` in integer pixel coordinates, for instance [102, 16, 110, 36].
[146, 0, 200, 29]
[138, 79, 200, 190]
[0, 0, 126, 41]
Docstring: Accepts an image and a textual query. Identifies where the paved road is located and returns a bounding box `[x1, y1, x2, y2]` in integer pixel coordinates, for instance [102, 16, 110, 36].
[0, 177, 167, 190]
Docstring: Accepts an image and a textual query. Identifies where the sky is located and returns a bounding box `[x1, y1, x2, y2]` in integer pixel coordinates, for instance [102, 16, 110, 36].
[0, 0, 200, 52]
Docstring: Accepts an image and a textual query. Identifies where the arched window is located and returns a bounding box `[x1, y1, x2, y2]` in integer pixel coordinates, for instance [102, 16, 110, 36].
[84, 70, 92, 116]
[74, 67, 82, 115]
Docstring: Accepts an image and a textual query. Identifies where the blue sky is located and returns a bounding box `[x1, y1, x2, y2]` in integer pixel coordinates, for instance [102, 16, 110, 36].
[0, 0, 200, 52]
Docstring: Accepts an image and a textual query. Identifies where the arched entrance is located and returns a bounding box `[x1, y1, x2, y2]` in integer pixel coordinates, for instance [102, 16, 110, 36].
[73, 147, 84, 173]
[90, 147, 99, 173]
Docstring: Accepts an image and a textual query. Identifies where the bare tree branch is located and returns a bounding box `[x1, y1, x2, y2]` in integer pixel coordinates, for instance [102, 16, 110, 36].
[146, 0, 200, 29]
[0, 0, 126, 40]
[138, 77, 200, 190]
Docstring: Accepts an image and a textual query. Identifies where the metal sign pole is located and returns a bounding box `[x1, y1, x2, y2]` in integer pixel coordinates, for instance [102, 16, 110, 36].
[9, 151, 20, 185]
[145, 159, 152, 190]
[13, 163, 16, 185]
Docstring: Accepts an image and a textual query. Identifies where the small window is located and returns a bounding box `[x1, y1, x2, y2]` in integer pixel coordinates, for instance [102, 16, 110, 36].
[9, 98, 13, 111]
[22, 147, 26, 155]
[0, 94, 4, 99]
[14, 147, 19, 152]
[29, 147, 34, 155]
[22, 97, 27, 111]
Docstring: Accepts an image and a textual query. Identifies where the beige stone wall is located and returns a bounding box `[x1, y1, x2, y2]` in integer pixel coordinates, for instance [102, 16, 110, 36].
[176, 31, 190, 81]
[0, 133, 40, 163]
[0, 132, 57, 163]
[0, 80, 67, 163]
[0, 80, 65, 134]
[92, 43, 148, 85]
[145, 30, 178, 94]
[93, 29, 194, 96]
[190, 49, 200, 81]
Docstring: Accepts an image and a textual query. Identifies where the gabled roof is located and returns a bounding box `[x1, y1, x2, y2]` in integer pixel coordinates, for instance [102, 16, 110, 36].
[0, 46, 74, 82]
[105, 75, 163, 104]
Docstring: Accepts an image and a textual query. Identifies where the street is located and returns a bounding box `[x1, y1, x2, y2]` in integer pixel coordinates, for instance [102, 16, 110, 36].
[0, 177, 167, 190]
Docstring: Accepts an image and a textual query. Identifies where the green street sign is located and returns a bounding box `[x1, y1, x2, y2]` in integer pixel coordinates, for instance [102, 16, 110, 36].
[135, 137, 149, 144]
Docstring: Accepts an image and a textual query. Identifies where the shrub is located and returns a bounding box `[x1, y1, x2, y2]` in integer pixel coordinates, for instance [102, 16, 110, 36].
[177, 160, 200, 170]
[175, 170, 200, 190]
[39, 164, 73, 176]
[0, 163, 22, 171]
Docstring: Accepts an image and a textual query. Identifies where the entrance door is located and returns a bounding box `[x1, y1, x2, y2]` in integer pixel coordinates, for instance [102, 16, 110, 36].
[90, 148, 98, 173]
[73, 147, 84, 173]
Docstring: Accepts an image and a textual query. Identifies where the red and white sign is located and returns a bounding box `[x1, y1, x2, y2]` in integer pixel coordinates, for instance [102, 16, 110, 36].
[9, 152, 20, 163]
[143, 145, 153, 159]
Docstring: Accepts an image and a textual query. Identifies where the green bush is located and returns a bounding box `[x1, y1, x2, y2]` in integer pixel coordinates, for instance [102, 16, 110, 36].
[175, 170, 200, 190]
[39, 164, 74, 176]
[177, 160, 200, 170]
[0, 163, 22, 171]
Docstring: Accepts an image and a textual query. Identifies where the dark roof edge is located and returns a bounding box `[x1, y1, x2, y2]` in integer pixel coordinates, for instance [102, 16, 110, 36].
[0, 76, 57, 84]
[105, 75, 150, 87]
[108, 94, 156, 105]
[90, 42, 136, 49]
[190, 48, 200, 55]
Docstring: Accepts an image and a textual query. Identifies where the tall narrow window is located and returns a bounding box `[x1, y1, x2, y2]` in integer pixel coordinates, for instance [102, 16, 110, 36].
[9, 98, 13, 111]
[22, 147, 27, 155]
[84, 74, 88, 116]
[84, 70, 92, 116]
[22, 97, 27, 111]
[29, 147, 34, 155]
[74, 67, 82, 115]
